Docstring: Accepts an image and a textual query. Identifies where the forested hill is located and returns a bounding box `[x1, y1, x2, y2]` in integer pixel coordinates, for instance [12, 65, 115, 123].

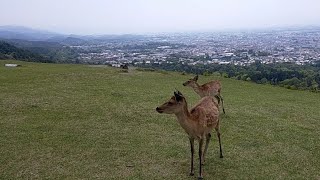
[0, 40, 78, 63]
[0, 41, 47, 62]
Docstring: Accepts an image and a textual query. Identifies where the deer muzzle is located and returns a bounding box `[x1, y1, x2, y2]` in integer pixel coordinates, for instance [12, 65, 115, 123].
[156, 107, 164, 113]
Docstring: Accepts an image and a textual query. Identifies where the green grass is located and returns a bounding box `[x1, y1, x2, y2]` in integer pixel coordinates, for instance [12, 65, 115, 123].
[0, 60, 319, 179]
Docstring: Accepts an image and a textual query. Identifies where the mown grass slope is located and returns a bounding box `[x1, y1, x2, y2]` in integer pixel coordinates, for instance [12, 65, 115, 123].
[0, 60, 319, 179]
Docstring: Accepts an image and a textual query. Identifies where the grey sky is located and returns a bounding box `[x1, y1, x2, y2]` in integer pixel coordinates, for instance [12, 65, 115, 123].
[0, 0, 319, 34]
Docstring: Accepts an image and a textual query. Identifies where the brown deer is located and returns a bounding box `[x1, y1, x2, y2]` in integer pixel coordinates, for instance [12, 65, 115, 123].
[156, 91, 223, 180]
[183, 75, 225, 114]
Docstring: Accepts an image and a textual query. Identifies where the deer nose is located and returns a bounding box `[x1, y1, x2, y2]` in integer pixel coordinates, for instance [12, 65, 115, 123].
[182, 83, 186, 86]
[156, 107, 163, 113]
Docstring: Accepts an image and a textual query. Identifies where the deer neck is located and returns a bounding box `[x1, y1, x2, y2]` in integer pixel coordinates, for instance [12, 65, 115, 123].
[174, 103, 194, 134]
[191, 82, 203, 96]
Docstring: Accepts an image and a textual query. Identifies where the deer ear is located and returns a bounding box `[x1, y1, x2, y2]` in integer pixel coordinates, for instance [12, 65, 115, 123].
[193, 75, 198, 81]
[174, 91, 183, 102]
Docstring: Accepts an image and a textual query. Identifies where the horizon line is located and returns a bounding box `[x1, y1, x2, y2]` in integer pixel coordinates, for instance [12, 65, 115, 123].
[1, 24, 320, 36]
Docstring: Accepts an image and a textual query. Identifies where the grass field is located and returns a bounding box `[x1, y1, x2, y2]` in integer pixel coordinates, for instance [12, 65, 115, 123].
[0, 60, 319, 179]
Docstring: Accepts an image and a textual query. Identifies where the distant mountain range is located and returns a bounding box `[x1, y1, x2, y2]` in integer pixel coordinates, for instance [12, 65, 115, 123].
[0, 26, 62, 41]
[0, 25, 146, 45]
[0, 26, 90, 45]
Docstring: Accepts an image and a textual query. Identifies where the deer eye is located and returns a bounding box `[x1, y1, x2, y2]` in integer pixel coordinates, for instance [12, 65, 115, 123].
[168, 102, 173, 105]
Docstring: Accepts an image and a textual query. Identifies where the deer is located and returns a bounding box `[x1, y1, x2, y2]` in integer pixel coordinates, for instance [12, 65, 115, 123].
[156, 90, 223, 180]
[183, 75, 225, 114]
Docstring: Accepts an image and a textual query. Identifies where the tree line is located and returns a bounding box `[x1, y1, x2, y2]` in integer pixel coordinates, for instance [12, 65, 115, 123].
[137, 61, 320, 92]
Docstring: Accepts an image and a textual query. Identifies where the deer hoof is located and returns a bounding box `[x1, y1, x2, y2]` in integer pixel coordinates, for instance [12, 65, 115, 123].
[189, 172, 194, 176]
[198, 176, 204, 180]
[220, 155, 224, 158]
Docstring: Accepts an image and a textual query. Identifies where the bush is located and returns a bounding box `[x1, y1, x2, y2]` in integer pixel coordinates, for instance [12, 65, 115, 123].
[203, 71, 210, 76]
[212, 72, 221, 77]
[261, 78, 268, 84]
[136, 68, 155, 72]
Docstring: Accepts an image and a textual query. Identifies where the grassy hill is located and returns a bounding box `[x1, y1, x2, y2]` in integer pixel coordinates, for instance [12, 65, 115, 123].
[0, 60, 319, 179]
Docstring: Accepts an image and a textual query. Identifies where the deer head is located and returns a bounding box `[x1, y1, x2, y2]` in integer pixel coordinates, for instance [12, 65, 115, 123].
[156, 91, 186, 114]
[183, 75, 199, 87]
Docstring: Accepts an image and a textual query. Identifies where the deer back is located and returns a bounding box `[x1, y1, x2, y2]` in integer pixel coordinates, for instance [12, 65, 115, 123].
[190, 96, 219, 129]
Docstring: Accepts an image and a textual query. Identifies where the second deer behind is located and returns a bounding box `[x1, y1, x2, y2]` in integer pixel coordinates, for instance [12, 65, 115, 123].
[183, 75, 225, 114]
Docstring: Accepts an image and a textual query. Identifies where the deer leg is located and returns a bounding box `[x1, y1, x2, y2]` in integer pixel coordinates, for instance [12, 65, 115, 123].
[214, 94, 221, 104]
[220, 95, 225, 114]
[202, 133, 212, 165]
[189, 137, 195, 176]
[215, 127, 223, 158]
[198, 138, 204, 180]
[214, 94, 225, 114]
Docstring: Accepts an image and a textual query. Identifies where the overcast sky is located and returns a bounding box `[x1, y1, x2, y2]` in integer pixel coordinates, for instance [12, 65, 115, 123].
[0, 0, 319, 35]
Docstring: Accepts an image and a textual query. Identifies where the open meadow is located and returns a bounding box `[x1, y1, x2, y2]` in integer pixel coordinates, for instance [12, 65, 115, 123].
[0, 60, 319, 179]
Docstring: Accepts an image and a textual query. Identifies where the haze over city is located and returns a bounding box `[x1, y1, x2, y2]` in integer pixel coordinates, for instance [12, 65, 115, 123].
[1, 0, 320, 35]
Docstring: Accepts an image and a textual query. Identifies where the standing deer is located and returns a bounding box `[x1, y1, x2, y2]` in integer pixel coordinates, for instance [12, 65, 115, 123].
[156, 91, 223, 180]
[183, 75, 225, 114]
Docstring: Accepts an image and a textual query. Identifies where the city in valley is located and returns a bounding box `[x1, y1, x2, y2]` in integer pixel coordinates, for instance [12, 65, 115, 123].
[73, 28, 320, 67]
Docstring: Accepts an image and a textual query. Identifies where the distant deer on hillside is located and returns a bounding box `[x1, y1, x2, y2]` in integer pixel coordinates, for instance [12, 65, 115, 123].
[183, 75, 225, 114]
[156, 91, 223, 180]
